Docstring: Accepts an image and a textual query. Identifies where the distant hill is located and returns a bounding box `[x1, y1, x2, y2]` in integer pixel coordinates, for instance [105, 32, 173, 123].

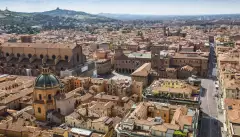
[98, 13, 240, 21]
[98, 13, 168, 21]
[40, 8, 115, 22]
[0, 8, 117, 34]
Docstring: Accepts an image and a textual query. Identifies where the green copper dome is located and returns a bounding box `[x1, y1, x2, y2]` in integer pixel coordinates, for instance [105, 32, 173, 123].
[35, 74, 60, 89]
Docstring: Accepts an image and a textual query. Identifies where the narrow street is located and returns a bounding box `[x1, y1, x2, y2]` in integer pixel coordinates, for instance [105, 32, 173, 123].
[200, 79, 221, 137]
[199, 43, 222, 137]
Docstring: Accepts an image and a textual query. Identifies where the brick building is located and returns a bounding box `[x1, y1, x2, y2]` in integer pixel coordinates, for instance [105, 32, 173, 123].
[0, 36, 86, 76]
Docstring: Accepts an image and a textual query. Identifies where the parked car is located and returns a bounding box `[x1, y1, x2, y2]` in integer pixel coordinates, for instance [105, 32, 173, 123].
[215, 81, 219, 90]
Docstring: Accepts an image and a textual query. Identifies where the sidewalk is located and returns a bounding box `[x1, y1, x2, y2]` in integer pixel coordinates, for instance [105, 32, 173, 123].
[216, 97, 227, 137]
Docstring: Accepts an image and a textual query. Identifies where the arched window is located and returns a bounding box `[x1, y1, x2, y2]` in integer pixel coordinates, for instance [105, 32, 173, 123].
[52, 55, 56, 59]
[77, 54, 80, 62]
[77, 54, 79, 62]
[12, 64, 15, 67]
[28, 54, 32, 58]
[48, 94, 52, 100]
[39, 94, 42, 100]
[17, 53, 20, 57]
[40, 54, 43, 59]
[6, 52, 9, 57]
[38, 107, 41, 113]
[65, 55, 68, 60]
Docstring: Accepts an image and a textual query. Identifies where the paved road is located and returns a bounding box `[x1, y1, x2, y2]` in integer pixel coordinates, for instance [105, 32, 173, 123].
[110, 71, 131, 80]
[200, 116, 221, 137]
[201, 79, 218, 118]
[199, 79, 222, 137]
[208, 43, 216, 77]
[98, 71, 131, 80]
[199, 43, 222, 137]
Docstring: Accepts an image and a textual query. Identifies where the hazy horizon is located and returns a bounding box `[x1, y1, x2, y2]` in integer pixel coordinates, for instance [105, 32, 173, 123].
[0, 0, 240, 15]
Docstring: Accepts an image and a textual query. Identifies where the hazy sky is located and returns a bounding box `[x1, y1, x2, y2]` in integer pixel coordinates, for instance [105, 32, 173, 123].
[0, 0, 239, 15]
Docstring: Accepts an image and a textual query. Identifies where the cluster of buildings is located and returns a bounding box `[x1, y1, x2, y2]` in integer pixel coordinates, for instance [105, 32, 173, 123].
[115, 102, 198, 137]
[2, 24, 240, 137]
[214, 35, 240, 137]
[0, 63, 201, 137]
[113, 26, 209, 81]
[0, 35, 98, 78]
[0, 64, 144, 137]
[143, 78, 201, 108]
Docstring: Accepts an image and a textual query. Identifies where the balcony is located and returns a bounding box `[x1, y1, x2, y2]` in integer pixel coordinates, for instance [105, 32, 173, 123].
[34, 100, 44, 104]
[47, 100, 53, 104]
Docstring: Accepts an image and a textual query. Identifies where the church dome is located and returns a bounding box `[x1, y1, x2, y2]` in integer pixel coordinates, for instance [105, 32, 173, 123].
[35, 74, 60, 89]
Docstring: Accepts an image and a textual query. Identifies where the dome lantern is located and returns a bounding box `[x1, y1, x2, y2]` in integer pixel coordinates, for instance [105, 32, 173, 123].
[34, 63, 60, 89]
[42, 63, 50, 74]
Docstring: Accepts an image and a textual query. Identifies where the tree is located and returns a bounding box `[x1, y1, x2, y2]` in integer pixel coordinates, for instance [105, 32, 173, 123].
[137, 31, 143, 36]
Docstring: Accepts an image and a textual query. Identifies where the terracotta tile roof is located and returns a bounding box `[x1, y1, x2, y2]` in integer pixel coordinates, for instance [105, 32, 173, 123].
[77, 93, 93, 102]
[0, 88, 33, 105]
[2, 42, 76, 49]
[151, 125, 168, 132]
[227, 110, 240, 124]
[166, 68, 177, 72]
[225, 98, 240, 109]
[179, 116, 193, 126]
[94, 93, 119, 102]
[172, 53, 208, 60]
[180, 65, 194, 72]
[151, 123, 180, 132]
[224, 99, 240, 124]
[218, 53, 239, 62]
[131, 63, 151, 77]
[224, 79, 240, 90]
[0, 105, 6, 111]
[163, 123, 180, 130]
[153, 87, 192, 94]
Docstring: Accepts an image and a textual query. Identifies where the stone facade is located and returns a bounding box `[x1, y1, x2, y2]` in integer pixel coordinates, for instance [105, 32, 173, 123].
[131, 63, 151, 88]
[0, 40, 86, 76]
[115, 45, 208, 79]
[33, 65, 78, 121]
[96, 59, 112, 75]
[151, 45, 208, 78]
[114, 47, 151, 74]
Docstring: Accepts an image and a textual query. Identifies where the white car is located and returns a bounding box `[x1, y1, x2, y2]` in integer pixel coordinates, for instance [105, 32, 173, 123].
[215, 81, 219, 89]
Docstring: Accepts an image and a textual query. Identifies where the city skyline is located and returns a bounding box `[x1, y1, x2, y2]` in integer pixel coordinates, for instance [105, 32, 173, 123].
[0, 0, 240, 15]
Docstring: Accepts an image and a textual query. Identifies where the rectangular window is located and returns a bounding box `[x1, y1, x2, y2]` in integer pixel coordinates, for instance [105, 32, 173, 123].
[38, 107, 41, 113]
[48, 94, 52, 100]
[39, 94, 42, 100]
